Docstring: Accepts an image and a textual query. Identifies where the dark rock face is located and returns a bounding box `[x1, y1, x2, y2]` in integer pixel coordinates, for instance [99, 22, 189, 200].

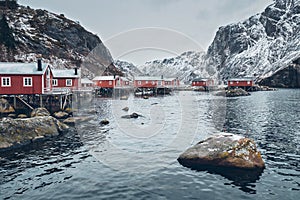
[260, 62, 300, 88]
[0, 116, 69, 149]
[121, 112, 142, 119]
[206, 0, 300, 84]
[0, 3, 122, 76]
[178, 133, 265, 170]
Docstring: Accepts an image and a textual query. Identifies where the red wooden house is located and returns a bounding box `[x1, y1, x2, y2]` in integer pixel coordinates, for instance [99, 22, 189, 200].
[0, 60, 53, 95]
[92, 76, 118, 88]
[164, 78, 180, 88]
[52, 68, 80, 91]
[228, 77, 254, 89]
[134, 76, 164, 88]
[192, 78, 214, 87]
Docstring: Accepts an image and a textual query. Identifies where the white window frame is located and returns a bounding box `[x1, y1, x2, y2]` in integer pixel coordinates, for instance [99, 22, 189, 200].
[247, 81, 250, 85]
[66, 79, 72, 86]
[109, 81, 112, 85]
[1, 77, 11, 87]
[23, 77, 33, 87]
[52, 79, 58, 86]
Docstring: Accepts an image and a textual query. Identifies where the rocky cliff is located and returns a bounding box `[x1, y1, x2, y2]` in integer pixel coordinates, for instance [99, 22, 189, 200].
[0, 2, 122, 77]
[207, 0, 300, 86]
[137, 0, 300, 87]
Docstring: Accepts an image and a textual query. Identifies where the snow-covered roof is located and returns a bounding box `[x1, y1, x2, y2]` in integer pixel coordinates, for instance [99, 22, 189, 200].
[81, 78, 94, 84]
[228, 77, 254, 81]
[52, 69, 79, 78]
[92, 76, 117, 81]
[0, 62, 49, 75]
[164, 78, 177, 82]
[192, 78, 212, 82]
[134, 76, 163, 81]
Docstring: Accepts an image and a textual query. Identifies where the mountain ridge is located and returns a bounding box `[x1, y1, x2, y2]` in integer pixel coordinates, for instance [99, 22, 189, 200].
[0, 3, 122, 77]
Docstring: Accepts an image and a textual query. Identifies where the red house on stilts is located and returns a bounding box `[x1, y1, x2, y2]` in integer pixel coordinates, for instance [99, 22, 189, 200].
[0, 59, 53, 95]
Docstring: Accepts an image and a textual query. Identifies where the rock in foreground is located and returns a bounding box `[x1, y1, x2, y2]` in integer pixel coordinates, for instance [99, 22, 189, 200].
[0, 116, 69, 149]
[178, 133, 265, 170]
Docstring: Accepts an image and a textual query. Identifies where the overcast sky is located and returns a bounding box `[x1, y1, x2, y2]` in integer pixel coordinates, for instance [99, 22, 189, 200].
[19, 0, 273, 65]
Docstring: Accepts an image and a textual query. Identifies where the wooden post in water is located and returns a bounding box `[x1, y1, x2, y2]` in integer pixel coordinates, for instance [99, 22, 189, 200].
[40, 95, 43, 107]
[13, 95, 16, 108]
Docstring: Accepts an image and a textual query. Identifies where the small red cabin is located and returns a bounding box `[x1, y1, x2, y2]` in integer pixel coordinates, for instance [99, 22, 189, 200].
[134, 76, 164, 88]
[92, 76, 118, 88]
[228, 77, 254, 88]
[52, 68, 80, 91]
[192, 78, 214, 87]
[0, 61, 53, 95]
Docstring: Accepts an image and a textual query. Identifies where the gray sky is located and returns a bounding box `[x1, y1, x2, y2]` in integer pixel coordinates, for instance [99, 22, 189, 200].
[19, 0, 273, 65]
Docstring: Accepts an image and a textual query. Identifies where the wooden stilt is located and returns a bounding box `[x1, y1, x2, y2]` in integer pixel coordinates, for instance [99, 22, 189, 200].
[40, 95, 43, 107]
[13, 95, 17, 108]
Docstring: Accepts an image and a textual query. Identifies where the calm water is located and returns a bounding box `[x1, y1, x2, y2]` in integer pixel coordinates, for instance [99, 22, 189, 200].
[0, 89, 299, 199]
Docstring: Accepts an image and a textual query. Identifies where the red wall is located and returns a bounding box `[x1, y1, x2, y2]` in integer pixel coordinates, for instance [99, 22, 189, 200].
[134, 80, 158, 88]
[0, 75, 43, 95]
[228, 80, 254, 87]
[192, 81, 206, 87]
[93, 80, 115, 88]
[54, 78, 79, 89]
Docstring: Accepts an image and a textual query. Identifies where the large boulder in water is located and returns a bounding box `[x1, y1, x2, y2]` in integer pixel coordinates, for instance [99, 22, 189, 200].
[178, 133, 265, 170]
[0, 116, 69, 149]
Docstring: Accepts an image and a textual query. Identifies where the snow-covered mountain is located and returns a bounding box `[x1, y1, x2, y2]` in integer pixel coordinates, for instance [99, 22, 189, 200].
[133, 0, 300, 87]
[114, 60, 142, 79]
[138, 51, 217, 83]
[207, 0, 300, 86]
[0, 2, 122, 77]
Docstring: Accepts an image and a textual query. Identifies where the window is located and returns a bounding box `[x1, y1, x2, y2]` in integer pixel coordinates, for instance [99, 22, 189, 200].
[146, 81, 148, 84]
[23, 77, 32, 86]
[109, 81, 112, 85]
[138, 81, 141, 85]
[1, 77, 11, 87]
[66, 79, 72, 86]
[52, 79, 58, 86]
[247, 81, 250, 85]
[230, 81, 233, 84]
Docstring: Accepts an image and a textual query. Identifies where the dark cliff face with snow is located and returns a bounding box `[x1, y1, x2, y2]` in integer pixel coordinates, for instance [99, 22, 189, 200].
[137, 0, 300, 87]
[207, 0, 300, 87]
[0, 3, 121, 77]
[114, 60, 142, 79]
[138, 51, 213, 83]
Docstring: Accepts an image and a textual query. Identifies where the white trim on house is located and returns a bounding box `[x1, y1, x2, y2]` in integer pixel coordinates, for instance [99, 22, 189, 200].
[23, 77, 33, 87]
[1, 77, 11, 87]
[52, 79, 58, 86]
[66, 79, 72, 86]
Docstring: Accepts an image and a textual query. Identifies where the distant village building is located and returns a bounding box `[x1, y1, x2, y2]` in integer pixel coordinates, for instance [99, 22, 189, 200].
[227, 77, 254, 90]
[92, 76, 118, 88]
[52, 68, 80, 92]
[81, 78, 94, 89]
[191, 78, 214, 91]
[0, 60, 53, 95]
[134, 76, 179, 96]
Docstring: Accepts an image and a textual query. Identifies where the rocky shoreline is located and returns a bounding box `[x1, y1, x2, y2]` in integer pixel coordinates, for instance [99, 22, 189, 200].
[0, 105, 80, 150]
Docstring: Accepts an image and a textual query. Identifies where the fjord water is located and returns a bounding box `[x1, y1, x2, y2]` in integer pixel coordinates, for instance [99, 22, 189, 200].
[0, 89, 299, 199]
